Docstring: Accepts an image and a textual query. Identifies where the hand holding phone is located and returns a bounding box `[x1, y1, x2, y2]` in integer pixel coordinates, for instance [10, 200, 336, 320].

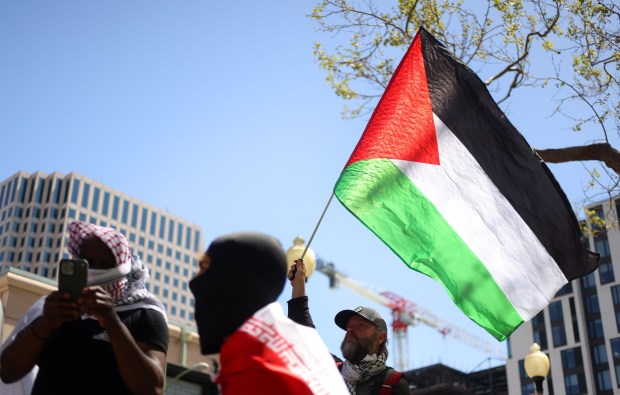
[58, 259, 88, 301]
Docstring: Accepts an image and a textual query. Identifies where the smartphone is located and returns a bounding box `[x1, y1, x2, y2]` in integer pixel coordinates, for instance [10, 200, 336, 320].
[58, 259, 88, 301]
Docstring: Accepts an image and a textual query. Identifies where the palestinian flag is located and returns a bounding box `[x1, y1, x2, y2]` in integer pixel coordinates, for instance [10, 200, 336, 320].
[334, 27, 599, 340]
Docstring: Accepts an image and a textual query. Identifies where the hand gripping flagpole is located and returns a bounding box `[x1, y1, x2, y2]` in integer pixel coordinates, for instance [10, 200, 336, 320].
[300, 193, 335, 260]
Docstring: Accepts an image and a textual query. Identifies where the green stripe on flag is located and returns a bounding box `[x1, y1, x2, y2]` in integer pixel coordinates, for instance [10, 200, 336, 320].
[334, 158, 523, 340]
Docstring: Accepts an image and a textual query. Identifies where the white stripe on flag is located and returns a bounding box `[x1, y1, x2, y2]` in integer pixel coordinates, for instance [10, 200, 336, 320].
[392, 114, 567, 321]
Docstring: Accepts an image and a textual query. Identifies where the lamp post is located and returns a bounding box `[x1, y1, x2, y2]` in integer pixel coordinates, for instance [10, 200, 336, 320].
[285, 236, 316, 281]
[524, 343, 550, 395]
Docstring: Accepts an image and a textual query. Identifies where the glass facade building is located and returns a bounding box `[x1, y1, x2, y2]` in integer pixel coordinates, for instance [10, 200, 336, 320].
[0, 170, 203, 327]
[507, 197, 620, 395]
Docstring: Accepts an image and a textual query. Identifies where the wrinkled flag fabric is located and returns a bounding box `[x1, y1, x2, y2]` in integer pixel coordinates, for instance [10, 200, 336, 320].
[334, 27, 599, 340]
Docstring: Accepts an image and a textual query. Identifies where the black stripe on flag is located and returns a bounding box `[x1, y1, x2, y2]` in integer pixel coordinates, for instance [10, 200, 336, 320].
[418, 28, 599, 280]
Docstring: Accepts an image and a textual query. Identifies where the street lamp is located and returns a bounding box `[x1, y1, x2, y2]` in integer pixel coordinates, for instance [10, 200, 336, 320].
[524, 343, 550, 394]
[285, 236, 316, 280]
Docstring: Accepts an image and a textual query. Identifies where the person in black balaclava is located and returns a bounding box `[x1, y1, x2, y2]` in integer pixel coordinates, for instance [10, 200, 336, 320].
[189, 232, 287, 354]
[189, 232, 349, 395]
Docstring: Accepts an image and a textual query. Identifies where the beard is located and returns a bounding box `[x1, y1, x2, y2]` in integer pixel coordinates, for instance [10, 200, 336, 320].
[340, 331, 379, 364]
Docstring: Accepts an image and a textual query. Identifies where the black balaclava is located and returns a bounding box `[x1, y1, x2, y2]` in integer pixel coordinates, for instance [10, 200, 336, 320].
[189, 231, 287, 355]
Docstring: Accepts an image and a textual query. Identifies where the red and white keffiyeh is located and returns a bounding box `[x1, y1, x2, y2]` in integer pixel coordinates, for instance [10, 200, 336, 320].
[66, 220, 166, 318]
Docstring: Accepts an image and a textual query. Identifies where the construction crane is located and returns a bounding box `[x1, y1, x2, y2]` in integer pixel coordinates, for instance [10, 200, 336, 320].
[316, 259, 508, 371]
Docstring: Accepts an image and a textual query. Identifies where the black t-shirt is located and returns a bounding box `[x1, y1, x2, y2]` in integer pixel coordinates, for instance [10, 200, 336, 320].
[32, 308, 168, 395]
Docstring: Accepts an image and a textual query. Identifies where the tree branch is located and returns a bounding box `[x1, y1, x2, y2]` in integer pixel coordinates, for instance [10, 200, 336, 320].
[536, 143, 620, 175]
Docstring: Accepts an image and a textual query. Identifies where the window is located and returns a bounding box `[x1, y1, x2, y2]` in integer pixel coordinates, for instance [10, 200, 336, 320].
[595, 238, 611, 257]
[5, 179, 13, 205]
[581, 272, 596, 289]
[589, 318, 605, 339]
[600, 262, 615, 284]
[35, 178, 44, 203]
[570, 297, 580, 342]
[591, 206, 605, 231]
[122, 200, 129, 223]
[131, 203, 138, 227]
[141, 208, 148, 231]
[533, 329, 548, 350]
[549, 301, 563, 321]
[150, 212, 157, 236]
[112, 196, 120, 220]
[194, 230, 201, 251]
[92, 187, 100, 212]
[81, 183, 90, 209]
[562, 347, 583, 369]
[159, 215, 166, 239]
[102, 191, 110, 216]
[185, 226, 191, 249]
[613, 286, 620, 305]
[53, 179, 62, 203]
[564, 373, 586, 395]
[596, 370, 612, 391]
[585, 294, 600, 314]
[177, 223, 183, 247]
[168, 219, 174, 243]
[552, 325, 567, 347]
[611, 338, 620, 359]
[71, 179, 80, 204]
[592, 344, 609, 364]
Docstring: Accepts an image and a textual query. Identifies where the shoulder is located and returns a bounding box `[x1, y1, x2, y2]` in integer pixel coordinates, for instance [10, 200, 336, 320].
[383, 368, 410, 394]
[122, 308, 169, 352]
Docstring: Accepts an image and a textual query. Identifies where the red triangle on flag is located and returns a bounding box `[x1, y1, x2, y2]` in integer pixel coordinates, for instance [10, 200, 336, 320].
[344, 32, 439, 167]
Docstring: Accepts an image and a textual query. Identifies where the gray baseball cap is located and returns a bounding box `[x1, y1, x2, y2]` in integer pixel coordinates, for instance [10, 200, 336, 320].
[335, 306, 388, 332]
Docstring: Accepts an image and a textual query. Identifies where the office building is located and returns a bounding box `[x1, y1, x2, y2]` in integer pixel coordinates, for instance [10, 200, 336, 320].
[507, 197, 620, 395]
[405, 363, 507, 394]
[0, 170, 203, 327]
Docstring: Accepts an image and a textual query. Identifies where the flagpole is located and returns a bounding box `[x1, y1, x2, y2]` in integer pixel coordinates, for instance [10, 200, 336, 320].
[301, 193, 335, 259]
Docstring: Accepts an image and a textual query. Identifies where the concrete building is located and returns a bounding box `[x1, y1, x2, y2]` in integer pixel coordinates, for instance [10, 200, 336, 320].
[405, 363, 507, 394]
[0, 170, 203, 327]
[507, 197, 620, 395]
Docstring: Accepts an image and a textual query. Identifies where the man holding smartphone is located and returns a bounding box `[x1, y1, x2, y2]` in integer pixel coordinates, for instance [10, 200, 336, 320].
[0, 221, 169, 395]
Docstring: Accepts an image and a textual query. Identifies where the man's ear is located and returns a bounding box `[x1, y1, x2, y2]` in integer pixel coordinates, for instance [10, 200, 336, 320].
[378, 330, 387, 345]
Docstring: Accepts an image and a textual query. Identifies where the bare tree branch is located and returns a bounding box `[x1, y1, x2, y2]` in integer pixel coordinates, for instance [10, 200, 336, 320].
[536, 143, 620, 174]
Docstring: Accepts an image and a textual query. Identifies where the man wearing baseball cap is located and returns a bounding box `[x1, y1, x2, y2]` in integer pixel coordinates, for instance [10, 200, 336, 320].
[288, 259, 410, 394]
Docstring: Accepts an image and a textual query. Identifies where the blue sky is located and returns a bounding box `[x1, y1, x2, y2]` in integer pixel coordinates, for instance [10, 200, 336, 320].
[0, 1, 607, 372]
